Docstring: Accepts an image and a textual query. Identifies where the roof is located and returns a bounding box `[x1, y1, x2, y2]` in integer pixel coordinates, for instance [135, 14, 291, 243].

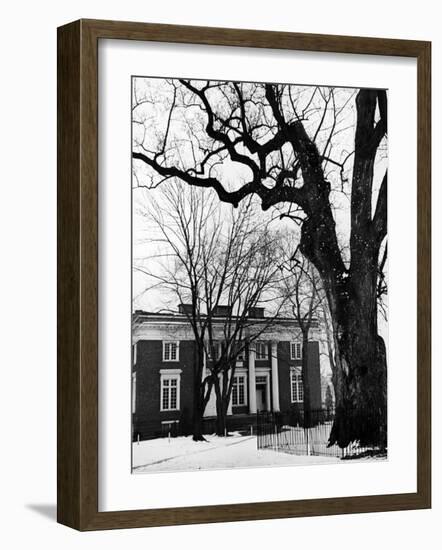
[132, 309, 319, 328]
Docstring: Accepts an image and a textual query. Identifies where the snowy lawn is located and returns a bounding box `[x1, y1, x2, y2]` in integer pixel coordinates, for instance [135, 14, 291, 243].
[132, 433, 341, 473]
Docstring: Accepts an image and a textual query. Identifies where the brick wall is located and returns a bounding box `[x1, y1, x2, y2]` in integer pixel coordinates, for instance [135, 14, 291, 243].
[277, 341, 322, 414]
[132, 337, 322, 440]
[133, 339, 196, 440]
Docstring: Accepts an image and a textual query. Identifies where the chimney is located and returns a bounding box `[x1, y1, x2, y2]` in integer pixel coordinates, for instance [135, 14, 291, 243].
[249, 307, 265, 318]
[178, 303, 193, 315]
[212, 305, 232, 317]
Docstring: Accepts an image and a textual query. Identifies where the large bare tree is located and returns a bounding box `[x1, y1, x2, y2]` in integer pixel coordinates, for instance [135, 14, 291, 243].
[135, 182, 286, 438]
[132, 79, 388, 448]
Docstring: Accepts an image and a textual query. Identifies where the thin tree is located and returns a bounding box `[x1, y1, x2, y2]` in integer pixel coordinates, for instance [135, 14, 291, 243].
[279, 247, 325, 427]
[135, 181, 286, 438]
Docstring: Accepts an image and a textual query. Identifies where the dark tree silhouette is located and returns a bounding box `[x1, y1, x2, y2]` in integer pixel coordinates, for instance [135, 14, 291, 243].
[280, 248, 325, 427]
[132, 79, 388, 448]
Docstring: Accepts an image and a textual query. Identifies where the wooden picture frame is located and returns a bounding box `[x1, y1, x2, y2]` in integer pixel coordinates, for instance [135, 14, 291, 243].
[57, 18, 431, 531]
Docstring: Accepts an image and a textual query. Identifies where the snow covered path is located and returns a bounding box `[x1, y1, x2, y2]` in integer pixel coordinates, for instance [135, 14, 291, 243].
[133, 433, 340, 473]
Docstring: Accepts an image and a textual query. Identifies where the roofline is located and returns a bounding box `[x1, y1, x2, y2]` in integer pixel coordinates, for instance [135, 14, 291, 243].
[132, 310, 319, 328]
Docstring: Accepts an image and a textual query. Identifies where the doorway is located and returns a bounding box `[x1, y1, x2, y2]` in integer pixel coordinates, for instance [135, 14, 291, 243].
[256, 375, 268, 412]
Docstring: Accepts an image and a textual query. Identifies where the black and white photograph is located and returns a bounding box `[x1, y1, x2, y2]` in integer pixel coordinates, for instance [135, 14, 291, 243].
[131, 77, 388, 473]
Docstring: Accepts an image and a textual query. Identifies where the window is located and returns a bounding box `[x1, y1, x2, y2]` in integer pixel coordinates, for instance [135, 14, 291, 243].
[234, 341, 245, 361]
[255, 341, 268, 360]
[291, 368, 304, 403]
[132, 372, 137, 413]
[291, 341, 302, 360]
[207, 341, 221, 361]
[163, 341, 179, 361]
[232, 375, 247, 406]
[160, 374, 181, 411]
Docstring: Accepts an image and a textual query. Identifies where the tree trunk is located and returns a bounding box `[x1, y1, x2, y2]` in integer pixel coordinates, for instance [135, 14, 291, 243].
[298, 90, 387, 449]
[327, 246, 387, 449]
[192, 399, 205, 442]
[301, 329, 313, 428]
[299, 200, 387, 448]
[191, 347, 209, 441]
[213, 375, 229, 436]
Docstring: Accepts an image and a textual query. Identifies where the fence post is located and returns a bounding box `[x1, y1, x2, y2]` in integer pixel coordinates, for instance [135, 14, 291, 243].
[137, 433, 140, 446]
[168, 430, 171, 444]
[306, 428, 310, 456]
[274, 425, 278, 450]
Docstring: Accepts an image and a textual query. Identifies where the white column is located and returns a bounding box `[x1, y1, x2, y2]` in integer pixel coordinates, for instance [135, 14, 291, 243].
[265, 373, 271, 412]
[271, 341, 280, 412]
[202, 346, 207, 380]
[226, 371, 233, 415]
[248, 342, 257, 414]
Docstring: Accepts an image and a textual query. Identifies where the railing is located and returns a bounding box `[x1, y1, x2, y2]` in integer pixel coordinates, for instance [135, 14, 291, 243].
[257, 409, 385, 459]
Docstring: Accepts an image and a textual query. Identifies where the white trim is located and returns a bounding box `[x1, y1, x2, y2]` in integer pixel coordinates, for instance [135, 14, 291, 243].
[255, 366, 271, 373]
[162, 340, 180, 362]
[248, 342, 257, 414]
[234, 367, 248, 375]
[232, 373, 248, 407]
[290, 341, 302, 360]
[290, 367, 304, 403]
[132, 343, 137, 366]
[160, 371, 181, 411]
[271, 341, 280, 412]
[133, 319, 313, 343]
[159, 369, 182, 375]
[131, 372, 136, 414]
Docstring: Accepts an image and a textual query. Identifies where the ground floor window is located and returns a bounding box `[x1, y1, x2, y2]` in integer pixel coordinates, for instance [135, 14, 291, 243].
[291, 368, 304, 403]
[232, 374, 247, 406]
[160, 371, 181, 411]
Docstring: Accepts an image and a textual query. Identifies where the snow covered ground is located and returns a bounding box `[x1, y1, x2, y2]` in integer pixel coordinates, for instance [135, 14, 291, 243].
[132, 433, 341, 473]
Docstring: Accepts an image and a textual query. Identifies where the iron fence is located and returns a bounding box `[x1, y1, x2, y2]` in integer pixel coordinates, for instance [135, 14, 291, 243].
[257, 409, 385, 459]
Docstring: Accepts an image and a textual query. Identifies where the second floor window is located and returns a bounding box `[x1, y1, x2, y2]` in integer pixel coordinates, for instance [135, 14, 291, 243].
[291, 341, 302, 360]
[234, 341, 245, 361]
[255, 341, 268, 360]
[207, 341, 221, 361]
[163, 341, 179, 361]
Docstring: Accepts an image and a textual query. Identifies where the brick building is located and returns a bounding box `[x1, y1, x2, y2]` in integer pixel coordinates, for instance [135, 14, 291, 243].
[132, 306, 322, 440]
